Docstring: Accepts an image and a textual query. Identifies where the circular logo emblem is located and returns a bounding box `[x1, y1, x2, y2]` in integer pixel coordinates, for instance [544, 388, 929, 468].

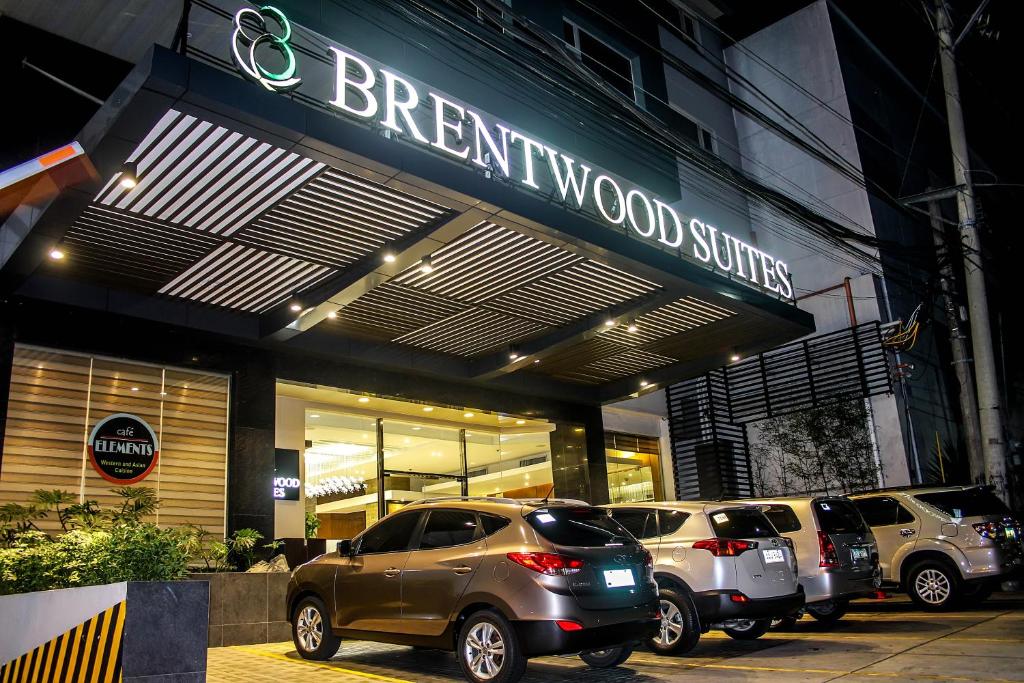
[231, 5, 302, 92]
[87, 413, 160, 484]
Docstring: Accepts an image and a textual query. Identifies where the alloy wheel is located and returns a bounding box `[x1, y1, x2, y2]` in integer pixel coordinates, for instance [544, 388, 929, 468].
[915, 568, 952, 605]
[296, 605, 324, 652]
[464, 621, 505, 680]
[659, 599, 684, 646]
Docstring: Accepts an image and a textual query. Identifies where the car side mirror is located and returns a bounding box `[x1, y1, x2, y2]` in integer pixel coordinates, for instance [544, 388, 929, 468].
[336, 539, 353, 556]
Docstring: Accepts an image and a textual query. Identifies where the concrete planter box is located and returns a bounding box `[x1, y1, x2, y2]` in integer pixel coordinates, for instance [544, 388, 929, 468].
[191, 572, 291, 647]
[0, 580, 208, 683]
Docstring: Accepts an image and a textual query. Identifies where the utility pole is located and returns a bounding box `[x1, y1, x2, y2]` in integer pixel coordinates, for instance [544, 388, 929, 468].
[933, 0, 1008, 500]
[927, 197, 983, 481]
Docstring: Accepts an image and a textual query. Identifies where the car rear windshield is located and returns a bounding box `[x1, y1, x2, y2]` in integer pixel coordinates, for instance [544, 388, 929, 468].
[813, 499, 868, 534]
[709, 508, 777, 539]
[526, 507, 636, 547]
[915, 489, 1011, 518]
[763, 505, 802, 533]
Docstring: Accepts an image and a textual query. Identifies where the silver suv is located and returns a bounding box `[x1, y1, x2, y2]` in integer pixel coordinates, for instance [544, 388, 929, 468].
[749, 496, 879, 625]
[851, 486, 1022, 610]
[286, 497, 660, 683]
[603, 502, 804, 655]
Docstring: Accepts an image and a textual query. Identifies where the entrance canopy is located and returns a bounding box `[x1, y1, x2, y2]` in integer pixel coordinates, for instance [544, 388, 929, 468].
[0, 45, 812, 404]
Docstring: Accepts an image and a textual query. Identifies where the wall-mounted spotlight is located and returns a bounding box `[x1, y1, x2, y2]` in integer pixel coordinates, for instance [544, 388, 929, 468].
[419, 255, 434, 274]
[48, 245, 65, 260]
[119, 161, 138, 189]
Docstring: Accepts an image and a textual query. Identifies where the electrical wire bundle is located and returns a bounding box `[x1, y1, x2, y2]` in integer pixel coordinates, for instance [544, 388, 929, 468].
[883, 302, 922, 351]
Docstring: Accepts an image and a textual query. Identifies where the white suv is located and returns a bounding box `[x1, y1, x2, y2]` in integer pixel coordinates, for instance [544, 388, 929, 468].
[603, 502, 804, 655]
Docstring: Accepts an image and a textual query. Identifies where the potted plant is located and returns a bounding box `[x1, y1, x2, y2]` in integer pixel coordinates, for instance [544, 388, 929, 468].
[0, 488, 208, 682]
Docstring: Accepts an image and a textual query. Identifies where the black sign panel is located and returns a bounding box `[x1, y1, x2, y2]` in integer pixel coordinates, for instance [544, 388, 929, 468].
[274, 448, 301, 500]
[87, 413, 160, 484]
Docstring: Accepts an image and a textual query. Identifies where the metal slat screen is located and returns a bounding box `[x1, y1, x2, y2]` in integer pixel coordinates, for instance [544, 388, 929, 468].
[666, 322, 892, 500]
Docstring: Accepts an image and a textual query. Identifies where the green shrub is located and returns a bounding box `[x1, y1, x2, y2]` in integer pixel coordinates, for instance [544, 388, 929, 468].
[0, 488, 189, 595]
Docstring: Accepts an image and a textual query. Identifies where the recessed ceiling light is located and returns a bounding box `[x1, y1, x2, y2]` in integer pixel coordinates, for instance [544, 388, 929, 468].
[327, 311, 338, 319]
[423, 406, 434, 412]
[310, 414, 320, 419]
[289, 302, 302, 312]
[515, 419, 526, 425]
[130, 387, 139, 392]
[419, 256, 434, 274]
[412, 426, 421, 431]
[640, 380, 649, 387]
[383, 252, 396, 263]
[574, 427, 585, 433]
[627, 322, 638, 333]
[509, 352, 519, 360]
[463, 412, 474, 418]
[119, 161, 138, 188]
[604, 319, 615, 327]
[730, 353, 742, 362]
[357, 396, 370, 403]
[48, 247, 64, 260]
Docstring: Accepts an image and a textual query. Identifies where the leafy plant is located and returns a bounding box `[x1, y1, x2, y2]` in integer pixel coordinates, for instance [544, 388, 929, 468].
[227, 528, 264, 571]
[107, 487, 159, 525]
[175, 524, 232, 572]
[305, 512, 321, 539]
[30, 490, 77, 531]
[750, 399, 881, 496]
[0, 504, 46, 546]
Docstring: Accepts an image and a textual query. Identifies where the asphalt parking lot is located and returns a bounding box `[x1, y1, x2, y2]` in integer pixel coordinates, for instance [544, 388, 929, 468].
[209, 593, 1024, 683]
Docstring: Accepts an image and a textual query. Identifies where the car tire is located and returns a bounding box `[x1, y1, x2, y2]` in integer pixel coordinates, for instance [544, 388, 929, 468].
[722, 619, 771, 640]
[458, 609, 527, 683]
[907, 561, 960, 611]
[579, 644, 634, 668]
[292, 596, 341, 661]
[649, 588, 701, 655]
[806, 598, 848, 625]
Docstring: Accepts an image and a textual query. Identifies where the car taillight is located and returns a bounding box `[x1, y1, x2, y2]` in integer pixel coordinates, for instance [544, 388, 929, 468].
[693, 538, 756, 556]
[818, 530, 839, 568]
[729, 593, 751, 603]
[506, 552, 584, 575]
[643, 549, 654, 567]
[973, 521, 1003, 540]
[555, 620, 583, 631]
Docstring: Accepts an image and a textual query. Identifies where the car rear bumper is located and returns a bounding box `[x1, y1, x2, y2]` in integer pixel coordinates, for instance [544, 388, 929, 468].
[514, 611, 660, 656]
[691, 587, 805, 623]
[801, 569, 879, 604]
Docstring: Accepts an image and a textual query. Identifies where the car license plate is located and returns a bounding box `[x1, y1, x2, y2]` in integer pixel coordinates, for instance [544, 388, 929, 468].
[851, 546, 869, 561]
[603, 569, 635, 588]
[762, 549, 785, 563]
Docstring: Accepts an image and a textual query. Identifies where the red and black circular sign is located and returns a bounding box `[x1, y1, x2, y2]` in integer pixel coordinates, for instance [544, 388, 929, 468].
[87, 413, 160, 484]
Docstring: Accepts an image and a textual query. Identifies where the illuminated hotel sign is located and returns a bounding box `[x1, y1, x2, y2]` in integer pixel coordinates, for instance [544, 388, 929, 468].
[231, 6, 793, 299]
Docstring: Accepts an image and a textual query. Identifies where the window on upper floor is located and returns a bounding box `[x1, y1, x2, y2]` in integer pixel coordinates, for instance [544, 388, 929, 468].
[669, 103, 717, 154]
[679, 8, 701, 44]
[562, 19, 638, 102]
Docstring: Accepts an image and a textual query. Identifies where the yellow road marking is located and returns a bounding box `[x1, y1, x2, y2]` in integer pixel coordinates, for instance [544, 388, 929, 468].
[633, 659, 1022, 682]
[699, 631, 1023, 643]
[237, 648, 414, 683]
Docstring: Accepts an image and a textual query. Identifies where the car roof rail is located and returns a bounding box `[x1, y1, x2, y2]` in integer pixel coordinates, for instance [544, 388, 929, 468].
[403, 496, 523, 506]
[849, 483, 987, 496]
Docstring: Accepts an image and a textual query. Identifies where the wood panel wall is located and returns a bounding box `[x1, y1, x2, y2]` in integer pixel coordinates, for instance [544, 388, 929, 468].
[0, 345, 229, 537]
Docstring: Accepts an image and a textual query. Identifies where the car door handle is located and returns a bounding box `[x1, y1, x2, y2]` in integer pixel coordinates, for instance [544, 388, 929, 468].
[383, 567, 402, 578]
[899, 528, 916, 537]
[452, 566, 473, 575]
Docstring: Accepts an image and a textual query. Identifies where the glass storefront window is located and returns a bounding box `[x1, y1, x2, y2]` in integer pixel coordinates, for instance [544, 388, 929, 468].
[383, 420, 462, 504]
[465, 427, 554, 498]
[605, 432, 664, 503]
[304, 412, 376, 533]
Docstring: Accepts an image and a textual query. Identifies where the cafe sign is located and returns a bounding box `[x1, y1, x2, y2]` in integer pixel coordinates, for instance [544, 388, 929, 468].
[87, 413, 160, 484]
[229, 5, 794, 299]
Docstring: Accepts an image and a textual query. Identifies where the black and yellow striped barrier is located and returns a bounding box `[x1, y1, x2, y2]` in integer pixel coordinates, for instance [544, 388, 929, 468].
[0, 600, 125, 683]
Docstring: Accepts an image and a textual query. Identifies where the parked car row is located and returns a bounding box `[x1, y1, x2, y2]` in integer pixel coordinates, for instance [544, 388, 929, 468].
[286, 485, 1020, 682]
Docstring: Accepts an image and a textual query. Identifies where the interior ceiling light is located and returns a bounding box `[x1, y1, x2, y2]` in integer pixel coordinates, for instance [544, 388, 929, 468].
[463, 411, 475, 418]
[383, 252, 396, 263]
[627, 321, 639, 333]
[604, 318, 615, 327]
[640, 379, 650, 387]
[422, 406, 434, 412]
[310, 414, 320, 419]
[515, 419, 526, 425]
[289, 302, 302, 312]
[48, 246, 65, 260]
[357, 396, 370, 403]
[730, 353, 742, 362]
[419, 255, 434, 274]
[326, 311, 338, 319]
[119, 161, 138, 189]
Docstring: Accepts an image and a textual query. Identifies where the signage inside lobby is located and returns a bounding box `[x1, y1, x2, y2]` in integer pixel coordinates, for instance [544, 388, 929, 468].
[86, 413, 160, 484]
[274, 448, 301, 501]
[228, 6, 794, 299]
